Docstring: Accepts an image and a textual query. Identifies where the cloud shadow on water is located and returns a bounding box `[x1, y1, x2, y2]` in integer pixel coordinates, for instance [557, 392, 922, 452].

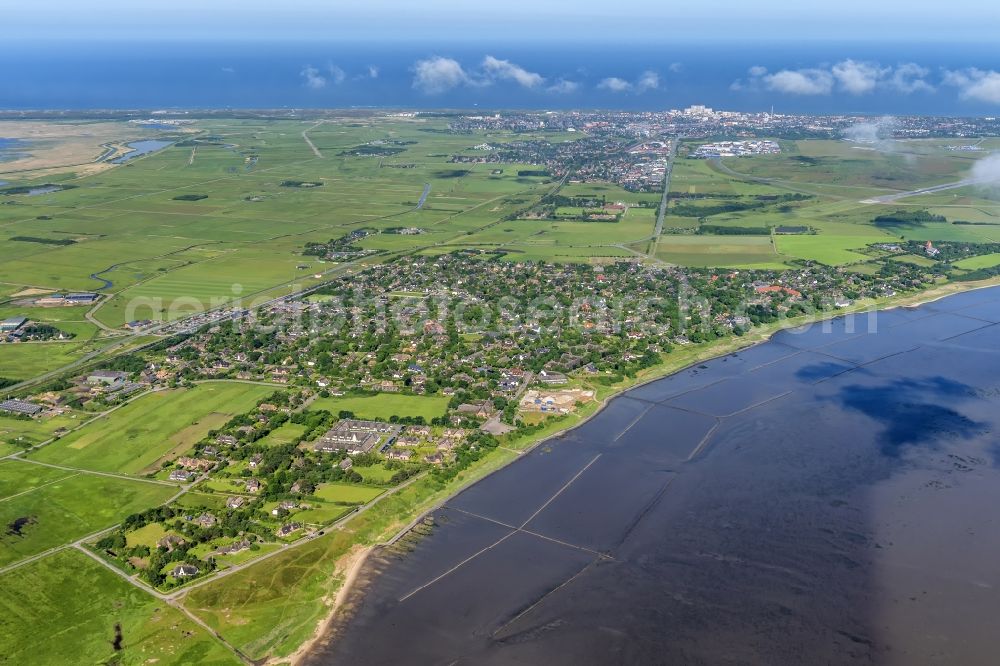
[832, 376, 987, 458]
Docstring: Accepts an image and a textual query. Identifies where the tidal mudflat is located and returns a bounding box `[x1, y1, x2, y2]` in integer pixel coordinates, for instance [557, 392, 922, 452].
[312, 286, 1000, 666]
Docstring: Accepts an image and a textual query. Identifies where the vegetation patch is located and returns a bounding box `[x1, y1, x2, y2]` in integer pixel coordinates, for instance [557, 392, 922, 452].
[280, 180, 323, 188]
[9, 236, 76, 246]
[873, 209, 947, 228]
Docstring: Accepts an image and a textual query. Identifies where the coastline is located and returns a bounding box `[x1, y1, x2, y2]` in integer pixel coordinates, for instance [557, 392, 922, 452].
[281, 275, 1000, 665]
[274, 545, 371, 666]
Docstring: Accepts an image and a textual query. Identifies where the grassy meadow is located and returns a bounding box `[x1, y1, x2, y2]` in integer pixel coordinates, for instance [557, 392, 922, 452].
[28, 383, 272, 474]
[0, 549, 239, 665]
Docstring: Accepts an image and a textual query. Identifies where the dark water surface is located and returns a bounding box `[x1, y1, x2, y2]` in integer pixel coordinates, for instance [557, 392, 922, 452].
[312, 287, 1000, 666]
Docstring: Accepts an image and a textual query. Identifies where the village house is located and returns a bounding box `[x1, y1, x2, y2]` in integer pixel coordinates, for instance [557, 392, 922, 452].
[158, 534, 185, 550]
[271, 500, 297, 516]
[216, 539, 251, 555]
[538, 370, 568, 385]
[277, 522, 302, 538]
[386, 449, 413, 461]
[177, 456, 213, 471]
[455, 400, 495, 419]
[171, 564, 199, 578]
[195, 513, 217, 528]
[169, 469, 195, 482]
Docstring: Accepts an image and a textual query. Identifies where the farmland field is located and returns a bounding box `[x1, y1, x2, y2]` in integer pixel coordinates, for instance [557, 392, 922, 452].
[954, 252, 1000, 269]
[28, 383, 272, 474]
[656, 235, 788, 268]
[309, 393, 450, 421]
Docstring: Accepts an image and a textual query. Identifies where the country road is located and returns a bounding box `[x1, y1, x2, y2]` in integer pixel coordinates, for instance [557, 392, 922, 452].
[302, 121, 324, 158]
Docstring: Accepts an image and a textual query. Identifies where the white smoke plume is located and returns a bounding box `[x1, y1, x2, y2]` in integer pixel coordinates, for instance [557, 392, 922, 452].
[971, 154, 1000, 196]
[843, 116, 900, 152]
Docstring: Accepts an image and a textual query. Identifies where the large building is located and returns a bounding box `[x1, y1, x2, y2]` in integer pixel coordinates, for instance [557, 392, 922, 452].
[86, 370, 127, 385]
[0, 399, 42, 416]
[0, 317, 27, 333]
[314, 419, 395, 455]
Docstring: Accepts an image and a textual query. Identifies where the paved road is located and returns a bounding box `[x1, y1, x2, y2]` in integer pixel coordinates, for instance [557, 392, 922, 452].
[416, 183, 431, 209]
[649, 137, 680, 257]
[859, 177, 989, 204]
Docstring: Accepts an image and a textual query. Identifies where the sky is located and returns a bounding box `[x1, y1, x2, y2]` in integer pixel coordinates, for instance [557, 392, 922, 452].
[5, 1, 1000, 42]
[2, 2, 999, 112]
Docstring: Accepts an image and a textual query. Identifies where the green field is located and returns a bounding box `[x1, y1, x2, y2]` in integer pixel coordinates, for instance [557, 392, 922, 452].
[313, 482, 384, 504]
[255, 421, 309, 447]
[656, 235, 788, 268]
[0, 411, 81, 454]
[0, 467, 175, 566]
[0, 549, 238, 665]
[954, 252, 1000, 269]
[28, 383, 272, 474]
[0, 341, 98, 380]
[355, 463, 398, 484]
[0, 458, 73, 499]
[309, 393, 450, 421]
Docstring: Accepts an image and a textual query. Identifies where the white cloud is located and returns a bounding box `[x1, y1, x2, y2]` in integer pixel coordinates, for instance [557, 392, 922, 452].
[300, 66, 327, 89]
[367, 65, 379, 79]
[636, 70, 660, 92]
[764, 68, 834, 95]
[412, 56, 469, 94]
[598, 77, 632, 92]
[944, 68, 1000, 104]
[832, 59, 885, 95]
[668, 62, 683, 73]
[327, 64, 346, 85]
[596, 71, 660, 94]
[482, 55, 544, 88]
[740, 61, 934, 97]
[221, 66, 235, 74]
[547, 79, 580, 94]
[888, 63, 933, 94]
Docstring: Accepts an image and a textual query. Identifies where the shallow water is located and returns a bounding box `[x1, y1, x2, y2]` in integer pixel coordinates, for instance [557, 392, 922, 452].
[311, 287, 1000, 666]
[110, 139, 172, 163]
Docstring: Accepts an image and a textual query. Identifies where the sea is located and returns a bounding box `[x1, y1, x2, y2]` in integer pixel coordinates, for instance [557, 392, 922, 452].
[0, 40, 998, 115]
[313, 286, 1000, 665]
